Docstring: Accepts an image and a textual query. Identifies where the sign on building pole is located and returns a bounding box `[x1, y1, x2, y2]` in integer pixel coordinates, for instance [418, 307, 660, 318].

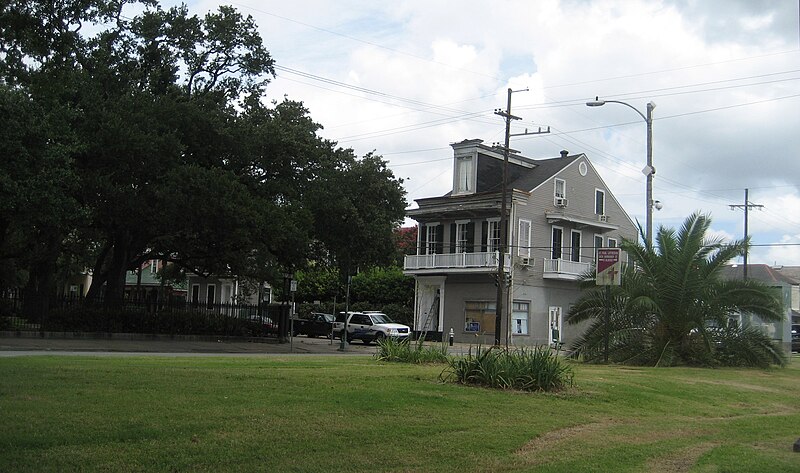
[596, 247, 621, 363]
[596, 248, 622, 286]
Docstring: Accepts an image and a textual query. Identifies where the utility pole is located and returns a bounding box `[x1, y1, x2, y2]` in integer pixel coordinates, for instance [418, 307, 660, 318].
[729, 188, 763, 280]
[492, 87, 550, 346]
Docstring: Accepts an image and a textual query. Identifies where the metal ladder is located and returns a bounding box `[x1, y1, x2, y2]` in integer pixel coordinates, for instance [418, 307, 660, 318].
[417, 291, 440, 345]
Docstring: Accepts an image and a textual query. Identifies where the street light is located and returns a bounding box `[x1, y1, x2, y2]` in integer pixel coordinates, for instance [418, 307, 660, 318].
[587, 97, 657, 245]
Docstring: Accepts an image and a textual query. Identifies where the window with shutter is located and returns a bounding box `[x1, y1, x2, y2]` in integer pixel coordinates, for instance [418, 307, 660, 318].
[551, 227, 563, 260]
[518, 219, 531, 258]
[570, 230, 581, 262]
[595, 189, 606, 215]
[455, 222, 470, 253]
[425, 225, 438, 255]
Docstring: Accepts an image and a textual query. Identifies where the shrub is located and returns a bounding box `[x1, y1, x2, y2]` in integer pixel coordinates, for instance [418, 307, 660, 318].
[711, 326, 788, 368]
[42, 305, 267, 337]
[374, 337, 449, 364]
[440, 345, 574, 392]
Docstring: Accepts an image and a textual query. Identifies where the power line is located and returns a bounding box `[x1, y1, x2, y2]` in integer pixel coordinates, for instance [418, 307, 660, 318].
[231, 2, 504, 82]
[659, 93, 800, 120]
[539, 49, 800, 91]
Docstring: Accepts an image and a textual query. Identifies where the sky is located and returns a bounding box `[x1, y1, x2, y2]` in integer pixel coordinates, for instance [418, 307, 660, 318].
[173, 0, 800, 265]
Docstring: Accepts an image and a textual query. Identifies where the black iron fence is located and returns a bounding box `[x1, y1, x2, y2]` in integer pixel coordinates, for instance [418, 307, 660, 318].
[0, 294, 289, 338]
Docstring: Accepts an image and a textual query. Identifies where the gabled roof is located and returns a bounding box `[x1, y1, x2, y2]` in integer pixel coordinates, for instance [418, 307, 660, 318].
[509, 154, 583, 192]
[720, 264, 799, 285]
[770, 266, 800, 284]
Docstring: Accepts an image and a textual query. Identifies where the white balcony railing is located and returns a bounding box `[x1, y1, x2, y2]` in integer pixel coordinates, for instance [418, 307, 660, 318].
[543, 258, 591, 280]
[404, 251, 508, 271]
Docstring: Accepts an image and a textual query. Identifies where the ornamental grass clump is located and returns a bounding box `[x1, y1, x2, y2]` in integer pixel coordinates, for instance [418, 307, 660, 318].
[374, 337, 449, 364]
[440, 345, 574, 392]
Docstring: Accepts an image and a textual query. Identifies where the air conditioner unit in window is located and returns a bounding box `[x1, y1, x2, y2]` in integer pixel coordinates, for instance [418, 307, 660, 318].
[520, 257, 532, 266]
[554, 197, 568, 208]
[598, 214, 609, 223]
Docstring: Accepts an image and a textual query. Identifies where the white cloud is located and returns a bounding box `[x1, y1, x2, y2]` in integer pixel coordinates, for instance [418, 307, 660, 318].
[178, 0, 800, 264]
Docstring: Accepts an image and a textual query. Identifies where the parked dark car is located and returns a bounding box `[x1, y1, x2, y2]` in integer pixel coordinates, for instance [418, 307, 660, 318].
[792, 324, 799, 353]
[292, 312, 334, 338]
[248, 315, 277, 336]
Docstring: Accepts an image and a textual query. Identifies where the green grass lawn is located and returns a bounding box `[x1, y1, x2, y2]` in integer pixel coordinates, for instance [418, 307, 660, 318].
[1, 354, 799, 472]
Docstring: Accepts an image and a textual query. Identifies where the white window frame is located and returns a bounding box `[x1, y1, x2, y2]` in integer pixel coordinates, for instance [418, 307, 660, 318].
[549, 306, 563, 344]
[206, 284, 216, 306]
[511, 301, 530, 335]
[455, 221, 470, 253]
[487, 218, 501, 253]
[191, 284, 200, 304]
[518, 219, 531, 258]
[425, 224, 439, 255]
[454, 155, 475, 195]
[607, 237, 618, 248]
[551, 226, 564, 260]
[595, 189, 606, 216]
[554, 178, 566, 198]
[594, 234, 604, 258]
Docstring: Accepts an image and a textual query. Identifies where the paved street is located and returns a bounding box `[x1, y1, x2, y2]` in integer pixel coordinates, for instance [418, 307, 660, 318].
[0, 334, 378, 357]
[0, 333, 477, 357]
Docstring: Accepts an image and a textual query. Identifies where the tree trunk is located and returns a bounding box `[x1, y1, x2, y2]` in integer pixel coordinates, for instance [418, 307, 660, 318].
[85, 232, 136, 309]
[21, 233, 60, 326]
[102, 238, 132, 309]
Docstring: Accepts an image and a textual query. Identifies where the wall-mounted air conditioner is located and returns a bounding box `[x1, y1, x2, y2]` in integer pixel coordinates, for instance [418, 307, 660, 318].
[554, 197, 568, 208]
[598, 214, 609, 223]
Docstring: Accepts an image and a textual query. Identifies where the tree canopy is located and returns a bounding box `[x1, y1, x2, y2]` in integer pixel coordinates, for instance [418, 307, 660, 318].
[0, 0, 407, 309]
[567, 213, 786, 367]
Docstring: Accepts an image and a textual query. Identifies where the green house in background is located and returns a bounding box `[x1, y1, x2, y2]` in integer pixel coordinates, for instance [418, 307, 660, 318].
[125, 260, 187, 303]
[720, 264, 796, 355]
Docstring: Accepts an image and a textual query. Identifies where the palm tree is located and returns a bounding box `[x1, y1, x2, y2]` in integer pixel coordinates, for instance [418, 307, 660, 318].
[568, 213, 786, 367]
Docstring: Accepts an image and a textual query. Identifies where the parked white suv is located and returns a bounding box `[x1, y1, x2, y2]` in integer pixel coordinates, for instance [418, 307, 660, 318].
[333, 311, 411, 344]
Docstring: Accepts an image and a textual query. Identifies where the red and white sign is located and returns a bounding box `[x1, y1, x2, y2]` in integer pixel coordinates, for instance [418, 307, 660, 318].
[596, 248, 622, 286]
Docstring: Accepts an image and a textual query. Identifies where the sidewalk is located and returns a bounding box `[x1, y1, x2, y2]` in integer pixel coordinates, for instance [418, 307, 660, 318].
[0, 332, 480, 357]
[0, 332, 377, 356]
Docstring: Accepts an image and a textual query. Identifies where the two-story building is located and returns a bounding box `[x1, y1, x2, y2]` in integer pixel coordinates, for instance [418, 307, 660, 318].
[404, 139, 637, 346]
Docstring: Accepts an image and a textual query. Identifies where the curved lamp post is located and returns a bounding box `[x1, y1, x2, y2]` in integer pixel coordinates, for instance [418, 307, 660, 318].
[587, 98, 656, 246]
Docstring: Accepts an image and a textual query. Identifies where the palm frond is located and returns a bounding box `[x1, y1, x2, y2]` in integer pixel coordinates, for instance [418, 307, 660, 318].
[567, 212, 786, 368]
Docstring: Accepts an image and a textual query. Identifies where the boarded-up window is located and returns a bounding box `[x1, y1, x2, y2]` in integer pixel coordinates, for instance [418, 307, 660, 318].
[464, 301, 496, 334]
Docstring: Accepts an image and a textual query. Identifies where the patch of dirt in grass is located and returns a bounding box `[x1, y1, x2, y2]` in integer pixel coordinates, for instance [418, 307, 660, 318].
[644, 441, 718, 473]
[703, 404, 798, 421]
[515, 420, 705, 467]
[677, 378, 780, 393]
[514, 418, 620, 457]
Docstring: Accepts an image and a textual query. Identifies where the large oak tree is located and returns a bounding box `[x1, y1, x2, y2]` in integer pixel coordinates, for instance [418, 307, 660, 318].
[0, 0, 407, 310]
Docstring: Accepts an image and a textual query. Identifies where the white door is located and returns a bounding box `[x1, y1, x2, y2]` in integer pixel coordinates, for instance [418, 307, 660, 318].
[548, 306, 563, 345]
[415, 278, 445, 333]
[222, 285, 232, 303]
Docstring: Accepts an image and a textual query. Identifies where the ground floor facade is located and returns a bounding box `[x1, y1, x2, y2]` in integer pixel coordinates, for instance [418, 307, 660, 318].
[412, 273, 587, 347]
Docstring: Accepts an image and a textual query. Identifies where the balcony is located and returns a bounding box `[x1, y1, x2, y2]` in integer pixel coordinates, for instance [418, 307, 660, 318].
[404, 251, 510, 273]
[543, 258, 591, 280]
